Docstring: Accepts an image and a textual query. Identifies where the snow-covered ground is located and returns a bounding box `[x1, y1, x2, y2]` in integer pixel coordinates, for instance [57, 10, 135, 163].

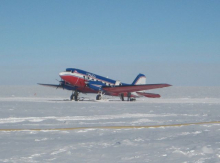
[0, 86, 220, 163]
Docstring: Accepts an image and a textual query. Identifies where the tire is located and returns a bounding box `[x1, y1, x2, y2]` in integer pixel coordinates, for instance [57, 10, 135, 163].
[127, 92, 131, 101]
[74, 95, 79, 101]
[96, 95, 101, 100]
[70, 94, 74, 101]
[120, 94, 124, 101]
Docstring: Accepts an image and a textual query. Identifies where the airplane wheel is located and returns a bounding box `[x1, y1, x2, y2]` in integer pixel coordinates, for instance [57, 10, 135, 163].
[130, 98, 136, 101]
[127, 92, 131, 101]
[70, 94, 74, 101]
[120, 93, 124, 101]
[96, 95, 101, 100]
[74, 95, 79, 101]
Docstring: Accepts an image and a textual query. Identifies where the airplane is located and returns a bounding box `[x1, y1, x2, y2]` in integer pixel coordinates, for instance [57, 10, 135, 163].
[38, 68, 171, 101]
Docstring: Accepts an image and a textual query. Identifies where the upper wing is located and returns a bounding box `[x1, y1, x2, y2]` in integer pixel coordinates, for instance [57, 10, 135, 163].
[102, 84, 171, 93]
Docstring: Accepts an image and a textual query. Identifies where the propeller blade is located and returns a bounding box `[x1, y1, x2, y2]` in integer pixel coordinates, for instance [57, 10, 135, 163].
[55, 79, 63, 89]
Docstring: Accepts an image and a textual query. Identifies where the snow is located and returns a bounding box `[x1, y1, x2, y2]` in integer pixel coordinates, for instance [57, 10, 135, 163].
[0, 86, 220, 162]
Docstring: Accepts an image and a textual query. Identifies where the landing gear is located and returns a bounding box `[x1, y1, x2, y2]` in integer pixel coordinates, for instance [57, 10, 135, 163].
[120, 93, 124, 101]
[70, 94, 74, 101]
[96, 91, 104, 100]
[96, 94, 102, 100]
[129, 98, 136, 101]
[126, 92, 136, 101]
[74, 95, 79, 101]
[127, 92, 131, 101]
[70, 91, 79, 101]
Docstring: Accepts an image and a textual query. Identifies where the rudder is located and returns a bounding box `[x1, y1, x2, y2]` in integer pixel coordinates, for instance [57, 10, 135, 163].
[132, 74, 146, 85]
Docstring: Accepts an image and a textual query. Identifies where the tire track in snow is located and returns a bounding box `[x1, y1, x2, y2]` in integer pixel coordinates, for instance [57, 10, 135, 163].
[0, 97, 220, 104]
[0, 113, 177, 124]
[0, 121, 220, 131]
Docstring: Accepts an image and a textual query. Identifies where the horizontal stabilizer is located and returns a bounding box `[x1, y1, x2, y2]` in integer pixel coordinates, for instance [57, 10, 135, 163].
[136, 92, 160, 98]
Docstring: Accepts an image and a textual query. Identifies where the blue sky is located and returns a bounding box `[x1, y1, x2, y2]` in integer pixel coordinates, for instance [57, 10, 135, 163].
[1, 0, 220, 86]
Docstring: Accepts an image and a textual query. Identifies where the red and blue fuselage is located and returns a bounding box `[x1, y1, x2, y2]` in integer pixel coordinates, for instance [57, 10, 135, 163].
[59, 68, 129, 96]
[39, 68, 171, 99]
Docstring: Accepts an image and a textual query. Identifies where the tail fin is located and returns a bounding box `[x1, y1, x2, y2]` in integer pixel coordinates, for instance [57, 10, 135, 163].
[132, 74, 146, 85]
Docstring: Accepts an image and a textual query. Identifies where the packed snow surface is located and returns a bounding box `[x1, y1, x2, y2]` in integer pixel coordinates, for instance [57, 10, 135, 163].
[0, 86, 220, 162]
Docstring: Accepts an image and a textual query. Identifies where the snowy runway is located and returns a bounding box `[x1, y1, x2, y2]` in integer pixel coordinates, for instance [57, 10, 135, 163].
[0, 86, 220, 162]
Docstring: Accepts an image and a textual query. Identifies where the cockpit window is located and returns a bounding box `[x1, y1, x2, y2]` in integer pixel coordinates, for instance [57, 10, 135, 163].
[66, 68, 74, 72]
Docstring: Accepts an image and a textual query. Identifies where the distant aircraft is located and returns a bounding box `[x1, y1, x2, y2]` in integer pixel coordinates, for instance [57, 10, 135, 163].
[38, 68, 171, 101]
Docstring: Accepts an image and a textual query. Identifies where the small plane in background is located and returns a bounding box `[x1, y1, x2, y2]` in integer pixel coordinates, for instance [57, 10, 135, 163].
[38, 68, 171, 101]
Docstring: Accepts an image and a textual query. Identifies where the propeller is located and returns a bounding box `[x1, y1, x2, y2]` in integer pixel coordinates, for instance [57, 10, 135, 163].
[56, 78, 65, 90]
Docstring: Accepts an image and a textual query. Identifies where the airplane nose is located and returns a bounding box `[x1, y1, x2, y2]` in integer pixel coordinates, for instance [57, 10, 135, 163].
[59, 71, 72, 75]
[59, 72, 68, 81]
[59, 71, 73, 84]
[59, 72, 70, 80]
[59, 72, 66, 77]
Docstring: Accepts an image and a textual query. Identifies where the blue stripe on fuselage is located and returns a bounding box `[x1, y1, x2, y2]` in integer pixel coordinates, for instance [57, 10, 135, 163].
[66, 68, 116, 84]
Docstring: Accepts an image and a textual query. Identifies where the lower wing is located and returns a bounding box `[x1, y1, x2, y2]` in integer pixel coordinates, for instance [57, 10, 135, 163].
[38, 83, 77, 90]
[38, 83, 61, 88]
[102, 84, 171, 93]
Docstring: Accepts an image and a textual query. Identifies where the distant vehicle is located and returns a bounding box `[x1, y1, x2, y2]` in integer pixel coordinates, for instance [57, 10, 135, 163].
[38, 68, 171, 101]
